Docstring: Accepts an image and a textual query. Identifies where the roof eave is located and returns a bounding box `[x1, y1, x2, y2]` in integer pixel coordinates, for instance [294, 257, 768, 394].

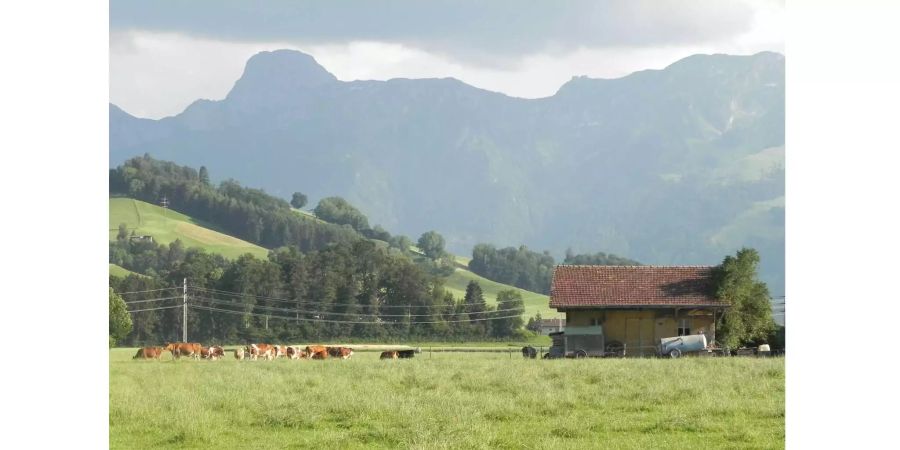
[552, 303, 730, 310]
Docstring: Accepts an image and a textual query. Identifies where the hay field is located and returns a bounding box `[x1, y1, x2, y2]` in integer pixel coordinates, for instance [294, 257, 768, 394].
[110, 348, 783, 449]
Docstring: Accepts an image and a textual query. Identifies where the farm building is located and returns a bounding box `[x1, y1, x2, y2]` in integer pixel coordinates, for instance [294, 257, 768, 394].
[540, 318, 566, 335]
[549, 265, 729, 356]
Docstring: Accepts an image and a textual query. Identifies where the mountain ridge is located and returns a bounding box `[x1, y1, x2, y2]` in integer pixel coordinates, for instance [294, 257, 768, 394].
[109, 49, 785, 295]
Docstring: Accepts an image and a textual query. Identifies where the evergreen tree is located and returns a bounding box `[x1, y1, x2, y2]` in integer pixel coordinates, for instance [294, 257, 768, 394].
[462, 280, 487, 337]
[117, 223, 129, 241]
[492, 290, 524, 337]
[526, 312, 543, 333]
[109, 287, 132, 347]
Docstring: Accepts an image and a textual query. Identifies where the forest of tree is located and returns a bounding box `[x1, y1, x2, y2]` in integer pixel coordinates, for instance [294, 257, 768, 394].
[110, 236, 528, 345]
[468, 244, 639, 294]
[110, 155, 361, 252]
[109, 156, 534, 344]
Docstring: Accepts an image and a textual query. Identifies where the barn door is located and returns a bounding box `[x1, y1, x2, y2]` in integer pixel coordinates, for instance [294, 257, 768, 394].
[626, 318, 656, 356]
[625, 319, 641, 355]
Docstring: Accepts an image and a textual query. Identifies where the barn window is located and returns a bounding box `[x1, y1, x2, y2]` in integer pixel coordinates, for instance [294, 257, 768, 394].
[677, 318, 692, 336]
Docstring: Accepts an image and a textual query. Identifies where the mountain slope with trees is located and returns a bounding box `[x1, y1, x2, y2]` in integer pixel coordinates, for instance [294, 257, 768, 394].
[110, 50, 784, 295]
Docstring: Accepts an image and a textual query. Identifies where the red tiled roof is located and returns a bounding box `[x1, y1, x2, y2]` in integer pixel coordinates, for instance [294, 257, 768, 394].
[549, 265, 728, 308]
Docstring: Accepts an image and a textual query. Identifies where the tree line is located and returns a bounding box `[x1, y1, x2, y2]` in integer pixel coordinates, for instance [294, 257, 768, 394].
[468, 244, 640, 294]
[110, 155, 361, 252]
[110, 236, 525, 346]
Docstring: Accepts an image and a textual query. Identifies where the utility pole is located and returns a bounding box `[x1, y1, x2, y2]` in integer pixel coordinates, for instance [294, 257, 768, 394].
[183, 278, 188, 342]
[160, 196, 169, 219]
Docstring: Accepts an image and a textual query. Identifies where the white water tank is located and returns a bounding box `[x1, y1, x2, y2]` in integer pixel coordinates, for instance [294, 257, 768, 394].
[659, 334, 707, 357]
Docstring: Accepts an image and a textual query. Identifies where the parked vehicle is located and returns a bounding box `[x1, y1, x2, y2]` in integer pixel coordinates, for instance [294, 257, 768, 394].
[658, 334, 708, 358]
[544, 326, 626, 358]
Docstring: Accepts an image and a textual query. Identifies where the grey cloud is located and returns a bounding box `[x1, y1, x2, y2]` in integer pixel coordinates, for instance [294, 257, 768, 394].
[110, 0, 759, 66]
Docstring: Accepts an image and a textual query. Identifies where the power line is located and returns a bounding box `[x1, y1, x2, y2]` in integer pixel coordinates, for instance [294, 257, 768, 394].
[123, 296, 183, 305]
[189, 304, 528, 325]
[189, 285, 520, 310]
[191, 295, 525, 318]
[127, 304, 183, 313]
[117, 287, 180, 296]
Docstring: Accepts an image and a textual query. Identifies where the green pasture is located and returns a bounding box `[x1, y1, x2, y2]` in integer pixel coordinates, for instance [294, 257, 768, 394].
[109, 263, 143, 279]
[110, 348, 784, 449]
[443, 268, 553, 319]
[109, 198, 268, 260]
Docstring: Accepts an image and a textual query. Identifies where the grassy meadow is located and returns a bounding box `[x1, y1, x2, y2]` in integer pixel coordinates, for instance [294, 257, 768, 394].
[110, 348, 784, 449]
[443, 268, 552, 318]
[109, 197, 268, 260]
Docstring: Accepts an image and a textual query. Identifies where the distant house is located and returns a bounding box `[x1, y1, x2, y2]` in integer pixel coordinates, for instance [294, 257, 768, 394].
[129, 235, 154, 243]
[549, 265, 729, 356]
[540, 318, 566, 335]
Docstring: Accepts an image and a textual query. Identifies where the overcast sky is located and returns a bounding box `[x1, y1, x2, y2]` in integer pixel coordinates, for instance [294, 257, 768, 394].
[110, 0, 784, 119]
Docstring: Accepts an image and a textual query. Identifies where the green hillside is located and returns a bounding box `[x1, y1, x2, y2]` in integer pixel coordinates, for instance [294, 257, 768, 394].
[409, 246, 552, 318]
[443, 268, 552, 319]
[109, 197, 268, 259]
[109, 263, 143, 278]
[111, 197, 552, 319]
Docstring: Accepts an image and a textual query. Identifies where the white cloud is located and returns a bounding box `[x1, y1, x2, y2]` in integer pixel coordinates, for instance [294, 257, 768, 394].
[110, 1, 783, 119]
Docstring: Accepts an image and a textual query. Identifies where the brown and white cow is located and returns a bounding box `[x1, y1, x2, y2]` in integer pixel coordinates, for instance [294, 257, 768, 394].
[272, 345, 288, 359]
[327, 346, 354, 360]
[305, 345, 327, 359]
[380, 351, 399, 360]
[285, 346, 306, 360]
[133, 347, 163, 360]
[249, 344, 276, 361]
[200, 347, 211, 359]
[164, 342, 202, 360]
[311, 349, 329, 360]
[208, 346, 225, 360]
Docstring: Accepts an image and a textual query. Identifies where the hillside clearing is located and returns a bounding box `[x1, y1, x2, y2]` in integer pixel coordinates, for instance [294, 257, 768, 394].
[109, 198, 268, 260]
[109, 263, 143, 279]
[443, 268, 552, 318]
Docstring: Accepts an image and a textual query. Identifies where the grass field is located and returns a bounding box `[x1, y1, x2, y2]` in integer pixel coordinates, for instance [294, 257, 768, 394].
[109, 198, 268, 260]
[109, 263, 144, 279]
[110, 348, 784, 449]
[443, 268, 553, 319]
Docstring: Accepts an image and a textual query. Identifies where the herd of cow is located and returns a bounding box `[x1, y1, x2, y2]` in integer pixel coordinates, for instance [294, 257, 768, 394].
[132, 343, 417, 361]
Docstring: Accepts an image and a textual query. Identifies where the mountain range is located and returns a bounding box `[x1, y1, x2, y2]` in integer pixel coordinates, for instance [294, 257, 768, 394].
[110, 49, 784, 294]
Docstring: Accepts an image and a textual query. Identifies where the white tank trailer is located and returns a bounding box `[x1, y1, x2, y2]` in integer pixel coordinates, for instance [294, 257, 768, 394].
[658, 334, 708, 358]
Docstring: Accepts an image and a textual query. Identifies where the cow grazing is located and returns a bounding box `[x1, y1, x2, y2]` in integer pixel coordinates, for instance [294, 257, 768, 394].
[133, 347, 163, 360]
[286, 346, 306, 360]
[273, 345, 289, 359]
[311, 350, 329, 360]
[250, 344, 276, 361]
[380, 351, 399, 360]
[208, 346, 225, 360]
[164, 342, 203, 360]
[235, 347, 245, 360]
[522, 346, 537, 359]
[325, 346, 354, 359]
[305, 345, 327, 359]
[200, 347, 211, 359]
[397, 350, 416, 359]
